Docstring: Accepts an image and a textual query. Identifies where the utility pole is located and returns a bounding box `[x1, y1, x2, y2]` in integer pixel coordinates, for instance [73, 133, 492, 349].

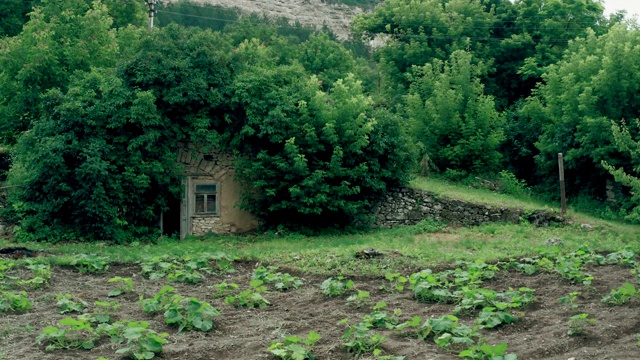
[146, 0, 157, 31]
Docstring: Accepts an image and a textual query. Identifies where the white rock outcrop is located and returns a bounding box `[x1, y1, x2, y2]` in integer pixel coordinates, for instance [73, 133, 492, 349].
[166, 0, 368, 39]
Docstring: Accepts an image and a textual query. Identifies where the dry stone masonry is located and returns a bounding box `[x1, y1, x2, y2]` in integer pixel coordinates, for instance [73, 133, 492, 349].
[177, 144, 254, 236]
[373, 188, 566, 228]
[190, 205, 243, 235]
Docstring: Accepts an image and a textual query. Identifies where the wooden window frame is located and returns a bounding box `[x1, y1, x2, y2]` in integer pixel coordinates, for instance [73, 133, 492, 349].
[193, 181, 218, 215]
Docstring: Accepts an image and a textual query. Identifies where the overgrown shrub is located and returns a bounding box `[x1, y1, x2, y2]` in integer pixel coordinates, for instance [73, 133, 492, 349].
[233, 58, 414, 230]
[5, 23, 415, 240]
[406, 50, 504, 175]
[8, 69, 180, 242]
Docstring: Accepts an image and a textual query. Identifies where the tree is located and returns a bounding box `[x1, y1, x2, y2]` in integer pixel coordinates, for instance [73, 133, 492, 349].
[102, 0, 146, 28]
[4, 18, 415, 239]
[527, 25, 640, 196]
[0, 0, 40, 38]
[496, 0, 622, 186]
[119, 24, 236, 149]
[297, 33, 357, 89]
[602, 120, 640, 222]
[352, 0, 497, 104]
[406, 50, 504, 175]
[231, 40, 413, 229]
[513, 0, 608, 81]
[8, 68, 178, 242]
[0, 0, 119, 144]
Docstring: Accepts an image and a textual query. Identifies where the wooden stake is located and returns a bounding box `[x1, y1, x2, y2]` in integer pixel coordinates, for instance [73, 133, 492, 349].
[558, 153, 567, 215]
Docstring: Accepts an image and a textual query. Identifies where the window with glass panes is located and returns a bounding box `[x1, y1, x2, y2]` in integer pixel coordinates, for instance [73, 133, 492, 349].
[194, 183, 217, 214]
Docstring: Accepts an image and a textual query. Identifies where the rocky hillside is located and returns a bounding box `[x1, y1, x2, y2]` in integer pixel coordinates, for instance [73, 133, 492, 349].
[167, 0, 375, 39]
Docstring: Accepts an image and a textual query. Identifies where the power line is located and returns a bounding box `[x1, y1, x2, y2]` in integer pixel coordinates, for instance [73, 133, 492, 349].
[156, 9, 339, 32]
[159, 0, 613, 27]
[156, 8, 600, 44]
[157, 10, 240, 23]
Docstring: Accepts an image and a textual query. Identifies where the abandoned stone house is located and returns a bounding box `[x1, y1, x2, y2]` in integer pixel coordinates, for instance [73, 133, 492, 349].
[171, 144, 259, 239]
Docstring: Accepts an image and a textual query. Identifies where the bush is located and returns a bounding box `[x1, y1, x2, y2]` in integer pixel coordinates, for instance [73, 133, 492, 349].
[498, 170, 531, 198]
[406, 50, 504, 175]
[7, 69, 180, 242]
[6, 24, 415, 240]
[232, 51, 414, 230]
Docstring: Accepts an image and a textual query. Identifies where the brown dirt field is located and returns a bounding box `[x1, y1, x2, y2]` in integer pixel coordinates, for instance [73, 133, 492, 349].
[0, 259, 639, 360]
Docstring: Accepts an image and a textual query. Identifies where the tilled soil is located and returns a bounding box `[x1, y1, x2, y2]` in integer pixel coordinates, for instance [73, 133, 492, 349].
[1, 260, 639, 360]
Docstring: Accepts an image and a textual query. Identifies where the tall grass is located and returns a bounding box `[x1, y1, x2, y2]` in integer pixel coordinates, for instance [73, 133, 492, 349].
[409, 176, 551, 211]
[2, 177, 639, 276]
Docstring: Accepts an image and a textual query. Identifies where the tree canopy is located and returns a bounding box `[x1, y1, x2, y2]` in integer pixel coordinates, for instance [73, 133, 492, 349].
[3, 0, 640, 240]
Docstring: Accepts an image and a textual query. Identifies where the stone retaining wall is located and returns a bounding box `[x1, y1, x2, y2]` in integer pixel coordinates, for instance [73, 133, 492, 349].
[373, 187, 562, 228]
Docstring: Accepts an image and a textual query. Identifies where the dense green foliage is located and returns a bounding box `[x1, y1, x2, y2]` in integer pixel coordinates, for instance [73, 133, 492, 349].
[524, 26, 640, 200]
[119, 25, 236, 150]
[603, 120, 640, 222]
[406, 50, 503, 175]
[233, 65, 412, 228]
[3, 0, 640, 240]
[352, 0, 639, 211]
[0, 1, 413, 240]
[11, 69, 178, 242]
[0, 0, 41, 37]
[0, 0, 120, 144]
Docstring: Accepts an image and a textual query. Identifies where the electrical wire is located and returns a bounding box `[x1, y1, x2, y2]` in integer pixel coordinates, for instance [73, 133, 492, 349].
[156, 7, 602, 44]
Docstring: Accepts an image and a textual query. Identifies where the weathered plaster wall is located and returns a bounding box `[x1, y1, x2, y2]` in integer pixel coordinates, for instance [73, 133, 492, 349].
[373, 187, 563, 228]
[178, 144, 259, 236]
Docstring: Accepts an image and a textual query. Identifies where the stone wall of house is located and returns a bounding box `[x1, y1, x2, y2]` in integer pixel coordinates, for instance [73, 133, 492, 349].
[373, 188, 564, 228]
[191, 215, 220, 236]
[191, 215, 243, 236]
[178, 144, 260, 236]
[178, 144, 235, 177]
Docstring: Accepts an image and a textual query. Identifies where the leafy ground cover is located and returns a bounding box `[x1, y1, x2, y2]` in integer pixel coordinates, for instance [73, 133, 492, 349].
[1, 180, 640, 359]
[0, 242, 638, 360]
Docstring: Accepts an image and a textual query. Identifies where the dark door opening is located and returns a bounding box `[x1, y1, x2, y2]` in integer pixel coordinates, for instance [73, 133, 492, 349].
[162, 195, 181, 236]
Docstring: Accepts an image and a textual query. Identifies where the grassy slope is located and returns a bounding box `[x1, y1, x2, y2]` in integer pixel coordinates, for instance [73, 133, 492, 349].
[1, 177, 639, 276]
[409, 177, 550, 211]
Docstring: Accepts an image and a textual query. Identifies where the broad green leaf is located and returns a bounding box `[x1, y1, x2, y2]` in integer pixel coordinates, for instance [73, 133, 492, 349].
[108, 288, 123, 297]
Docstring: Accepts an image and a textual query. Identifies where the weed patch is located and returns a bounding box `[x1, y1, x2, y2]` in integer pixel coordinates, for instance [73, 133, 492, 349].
[321, 276, 354, 297]
[0, 290, 31, 312]
[36, 316, 97, 351]
[252, 266, 303, 291]
[141, 286, 220, 332]
[56, 293, 87, 314]
[70, 254, 110, 274]
[567, 313, 597, 336]
[107, 276, 134, 297]
[601, 283, 638, 305]
[224, 280, 270, 309]
[268, 331, 321, 360]
[97, 320, 168, 359]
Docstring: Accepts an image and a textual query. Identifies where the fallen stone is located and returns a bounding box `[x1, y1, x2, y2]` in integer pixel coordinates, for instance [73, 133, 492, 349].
[545, 237, 564, 246]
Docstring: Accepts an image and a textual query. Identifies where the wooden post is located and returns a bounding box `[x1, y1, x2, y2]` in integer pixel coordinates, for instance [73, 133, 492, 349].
[180, 177, 188, 240]
[558, 153, 567, 215]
